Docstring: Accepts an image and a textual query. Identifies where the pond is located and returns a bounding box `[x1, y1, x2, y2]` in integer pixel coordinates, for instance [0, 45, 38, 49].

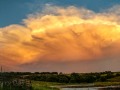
[62, 87, 120, 90]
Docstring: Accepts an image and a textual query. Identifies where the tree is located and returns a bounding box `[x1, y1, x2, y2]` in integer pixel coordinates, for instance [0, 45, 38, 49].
[69, 73, 81, 83]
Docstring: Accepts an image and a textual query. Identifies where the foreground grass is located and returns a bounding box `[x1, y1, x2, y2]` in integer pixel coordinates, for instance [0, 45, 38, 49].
[32, 81, 61, 90]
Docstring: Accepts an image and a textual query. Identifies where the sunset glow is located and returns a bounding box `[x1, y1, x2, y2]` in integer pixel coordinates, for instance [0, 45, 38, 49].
[1, 4, 120, 72]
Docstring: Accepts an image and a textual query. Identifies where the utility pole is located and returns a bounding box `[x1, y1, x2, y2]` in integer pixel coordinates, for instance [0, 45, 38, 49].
[1, 66, 2, 73]
[0, 66, 3, 89]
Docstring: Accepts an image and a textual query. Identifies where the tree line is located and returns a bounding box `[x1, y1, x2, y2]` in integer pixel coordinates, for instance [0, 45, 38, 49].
[0, 71, 120, 84]
[25, 71, 120, 83]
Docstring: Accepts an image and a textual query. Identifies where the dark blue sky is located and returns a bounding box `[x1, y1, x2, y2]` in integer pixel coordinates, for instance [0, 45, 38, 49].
[0, 0, 120, 27]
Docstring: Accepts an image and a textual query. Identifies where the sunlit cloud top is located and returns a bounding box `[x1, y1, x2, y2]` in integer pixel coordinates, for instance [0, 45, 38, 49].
[1, 4, 120, 72]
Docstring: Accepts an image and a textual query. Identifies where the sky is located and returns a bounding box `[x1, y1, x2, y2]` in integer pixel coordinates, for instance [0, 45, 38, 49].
[1, 0, 120, 72]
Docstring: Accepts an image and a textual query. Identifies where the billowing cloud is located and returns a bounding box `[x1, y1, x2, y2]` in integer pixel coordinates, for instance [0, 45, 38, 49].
[1, 5, 120, 72]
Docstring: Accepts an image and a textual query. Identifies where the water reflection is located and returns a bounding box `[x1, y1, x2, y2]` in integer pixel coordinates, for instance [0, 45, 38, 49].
[62, 87, 120, 90]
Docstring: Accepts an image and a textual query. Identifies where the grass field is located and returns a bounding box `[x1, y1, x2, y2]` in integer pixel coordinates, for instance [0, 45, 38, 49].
[95, 76, 120, 86]
[31, 75, 120, 89]
[32, 81, 120, 90]
[95, 82, 120, 87]
[107, 76, 120, 82]
[32, 81, 61, 90]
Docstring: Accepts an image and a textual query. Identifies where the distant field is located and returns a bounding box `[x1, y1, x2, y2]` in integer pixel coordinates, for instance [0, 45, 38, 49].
[32, 81, 60, 90]
[95, 82, 120, 87]
[107, 76, 120, 82]
[31, 73, 120, 89]
[92, 75, 120, 87]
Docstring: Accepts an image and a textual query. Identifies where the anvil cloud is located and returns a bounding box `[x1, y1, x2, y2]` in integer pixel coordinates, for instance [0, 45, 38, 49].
[0, 5, 120, 72]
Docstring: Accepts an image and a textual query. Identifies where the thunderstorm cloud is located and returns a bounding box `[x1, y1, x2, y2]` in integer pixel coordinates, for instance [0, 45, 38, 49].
[1, 5, 120, 72]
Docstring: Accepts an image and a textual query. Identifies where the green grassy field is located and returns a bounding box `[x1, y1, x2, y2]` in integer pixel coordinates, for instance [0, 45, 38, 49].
[107, 76, 120, 82]
[32, 81, 120, 90]
[32, 81, 61, 90]
[95, 82, 120, 87]
[95, 76, 120, 86]
[31, 75, 120, 89]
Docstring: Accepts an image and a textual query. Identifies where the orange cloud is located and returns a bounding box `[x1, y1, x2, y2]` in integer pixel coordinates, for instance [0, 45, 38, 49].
[1, 5, 120, 72]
